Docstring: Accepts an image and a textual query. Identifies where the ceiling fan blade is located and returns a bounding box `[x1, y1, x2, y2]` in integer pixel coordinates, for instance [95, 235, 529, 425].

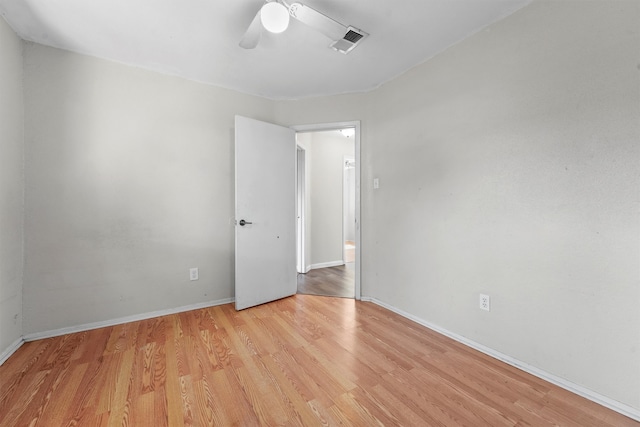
[288, 2, 348, 41]
[239, 9, 262, 49]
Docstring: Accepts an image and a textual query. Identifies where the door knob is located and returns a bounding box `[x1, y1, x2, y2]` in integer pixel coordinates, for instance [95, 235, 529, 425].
[239, 219, 252, 226]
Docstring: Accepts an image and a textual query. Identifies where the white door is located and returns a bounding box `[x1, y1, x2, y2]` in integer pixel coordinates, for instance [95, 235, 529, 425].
[235, 115, 297, 310]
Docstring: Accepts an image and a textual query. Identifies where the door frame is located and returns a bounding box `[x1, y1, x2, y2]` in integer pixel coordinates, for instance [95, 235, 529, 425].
[292, 121, 361, 300]
[296, 146, 307, 274]
[343, 155, 355, 264]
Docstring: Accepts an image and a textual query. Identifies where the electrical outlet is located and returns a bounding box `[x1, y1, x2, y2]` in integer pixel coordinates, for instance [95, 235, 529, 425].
[190, 268, 199, 281]
[479, 294, 490, 311]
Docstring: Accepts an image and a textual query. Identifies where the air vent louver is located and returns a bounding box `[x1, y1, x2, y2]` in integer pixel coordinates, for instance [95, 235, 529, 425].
[329, 26, 368, 54]
[344, 30, 364, 43]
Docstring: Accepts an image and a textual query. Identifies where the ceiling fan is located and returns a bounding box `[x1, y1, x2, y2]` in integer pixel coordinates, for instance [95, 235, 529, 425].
[239, 0, 368, 54]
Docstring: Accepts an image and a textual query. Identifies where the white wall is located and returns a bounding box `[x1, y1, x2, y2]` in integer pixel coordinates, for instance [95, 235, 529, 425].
[277, 0, 640, 413]
[22, 43, 275, 334]
[0, 17, 24, 358]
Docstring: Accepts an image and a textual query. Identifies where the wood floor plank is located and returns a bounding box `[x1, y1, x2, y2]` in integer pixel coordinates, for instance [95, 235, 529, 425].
[163, 327, 185, 427]
[311, 337, 378, 388]
[290, 345, 355, 400]
[216, 366, 259, 425]
[269, 348, 320, 404]
[1, 293, 638, 426]
[369, 382, 429, 425]
[307, 398, 341, 426]
[260, 353, 320, 425]
[129, 390, 153, 427]
[107, 347, 135, 427]
[331, 391, 385, 426]
[193, 378, 213, 425]
[232, 364, 287, 425]
[44, 362, 89, 426]
[95, 353, 121, 414]
[153, 385, 169, 427]
[177, 374, 196, 427]
[0, 369, 49, 426]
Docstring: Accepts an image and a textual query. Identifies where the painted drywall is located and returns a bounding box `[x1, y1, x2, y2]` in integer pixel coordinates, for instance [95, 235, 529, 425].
[22, 43, 275, 334]
[367, 0, 640, 410]
[276, 0, 640, 412]
[305, 130, 354, 267]
[0, 17, 24, 357]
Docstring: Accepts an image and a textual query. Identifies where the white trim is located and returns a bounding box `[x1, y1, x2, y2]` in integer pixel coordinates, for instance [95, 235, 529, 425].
[0, 337, 25, 366]
[309, 261, 345, 270]
[343, 154, 356, 268]
[292, 121, 361, 300]
[295, 146, 307, 274]
[23, 298, 235, 342]
[360, 297, 640, 422]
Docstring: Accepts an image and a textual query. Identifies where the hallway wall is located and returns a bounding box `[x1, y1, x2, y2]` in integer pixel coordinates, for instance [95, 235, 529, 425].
[0, 16, 24, 358]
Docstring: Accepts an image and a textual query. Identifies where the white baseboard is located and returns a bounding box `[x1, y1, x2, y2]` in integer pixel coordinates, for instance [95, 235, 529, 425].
[298, 265, 312, 274]
[361, 296, 640, 423]
[309, 260, 344, 270]
[23, 297, 235, 342]
[0, 337, 25, 366]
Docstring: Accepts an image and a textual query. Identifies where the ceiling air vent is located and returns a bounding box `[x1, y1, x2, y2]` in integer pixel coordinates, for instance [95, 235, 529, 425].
[330, 26, 368, 54]
[344, 30, 364, 43]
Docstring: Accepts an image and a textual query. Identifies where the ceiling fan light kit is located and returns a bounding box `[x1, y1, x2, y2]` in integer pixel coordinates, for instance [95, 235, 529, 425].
[240, 1, 368, 54]
[260, 2, 290, 33]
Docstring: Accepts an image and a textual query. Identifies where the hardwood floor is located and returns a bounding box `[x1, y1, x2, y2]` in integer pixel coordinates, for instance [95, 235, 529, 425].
[1, 295, 637, 426]
[297, 263, 354, 298]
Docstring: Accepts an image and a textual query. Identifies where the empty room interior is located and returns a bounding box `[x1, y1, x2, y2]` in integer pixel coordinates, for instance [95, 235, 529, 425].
[1, 0, 639, 425]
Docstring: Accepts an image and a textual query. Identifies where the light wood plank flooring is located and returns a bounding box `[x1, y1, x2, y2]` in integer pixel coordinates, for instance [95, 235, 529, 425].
[297, 263, 355, 298]
[0, 295, 637, 426]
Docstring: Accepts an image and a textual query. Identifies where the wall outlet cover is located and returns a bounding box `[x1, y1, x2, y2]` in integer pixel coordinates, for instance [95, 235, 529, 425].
[479, 294, 490, 311]
[190, 268, 199, 281]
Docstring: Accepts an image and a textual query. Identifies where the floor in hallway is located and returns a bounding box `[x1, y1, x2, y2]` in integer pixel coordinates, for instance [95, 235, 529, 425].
[297, 263, 354, 298]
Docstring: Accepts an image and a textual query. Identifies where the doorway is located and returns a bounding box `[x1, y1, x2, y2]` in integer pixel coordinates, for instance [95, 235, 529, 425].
[293, 122, 360, 299]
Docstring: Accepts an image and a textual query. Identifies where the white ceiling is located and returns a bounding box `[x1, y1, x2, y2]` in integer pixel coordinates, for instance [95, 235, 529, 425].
[0, 0, 532, 100]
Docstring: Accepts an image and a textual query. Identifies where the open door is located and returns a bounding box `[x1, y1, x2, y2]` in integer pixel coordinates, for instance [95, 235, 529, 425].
[235, 116, 297, 310]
